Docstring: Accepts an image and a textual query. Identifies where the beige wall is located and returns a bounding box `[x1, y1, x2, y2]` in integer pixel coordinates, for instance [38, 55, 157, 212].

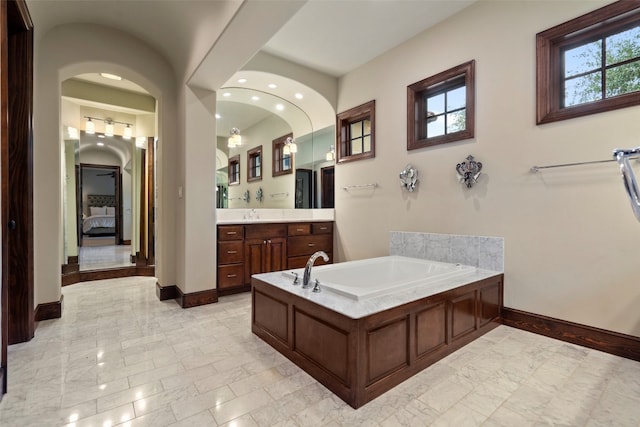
[334, 0, 640, 335]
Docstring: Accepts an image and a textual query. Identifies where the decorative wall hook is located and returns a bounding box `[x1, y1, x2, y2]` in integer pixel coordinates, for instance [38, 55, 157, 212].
[255, 187, 264, 203]
[399, 164, 419, 192]
[456, 155, 483, 188]
[242, 189, 250, 203]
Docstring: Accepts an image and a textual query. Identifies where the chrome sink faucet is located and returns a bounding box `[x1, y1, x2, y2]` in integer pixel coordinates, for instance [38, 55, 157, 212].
[303, 251, 329, 288]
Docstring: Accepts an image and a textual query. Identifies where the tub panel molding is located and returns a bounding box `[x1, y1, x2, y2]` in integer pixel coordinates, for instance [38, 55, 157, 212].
[415, 303, 447, 357]
[253, 289, 288, 344]
[252, 274, 503, 408]
[294, 309, 350, 384]
[366, 316, 409, 385]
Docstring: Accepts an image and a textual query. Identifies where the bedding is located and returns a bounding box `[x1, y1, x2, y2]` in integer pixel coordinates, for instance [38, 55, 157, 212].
[83, 213, 115, 233]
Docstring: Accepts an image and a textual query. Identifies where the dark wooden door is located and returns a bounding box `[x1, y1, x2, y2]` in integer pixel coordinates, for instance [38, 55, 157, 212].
[321, 166, 335, 208]
[266, 237, 286, 273]
[1, 0, 34, 398]
[244, 239, 267, 285]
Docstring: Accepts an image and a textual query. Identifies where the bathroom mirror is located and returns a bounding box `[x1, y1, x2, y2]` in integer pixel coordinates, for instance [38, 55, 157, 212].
[216, 87, 335, 209]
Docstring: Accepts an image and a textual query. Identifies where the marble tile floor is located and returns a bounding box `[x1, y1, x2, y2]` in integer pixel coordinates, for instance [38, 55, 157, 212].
[79, 245, 135, 271]
[1, 276, 639, 427]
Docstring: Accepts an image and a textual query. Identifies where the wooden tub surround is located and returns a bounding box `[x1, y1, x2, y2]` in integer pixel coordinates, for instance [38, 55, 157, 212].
[251, 270, 503, 408]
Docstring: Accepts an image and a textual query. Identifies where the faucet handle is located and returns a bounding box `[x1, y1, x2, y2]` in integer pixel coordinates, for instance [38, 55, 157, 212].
[291, 272, 299, 286]
[312, 279, 321, 293]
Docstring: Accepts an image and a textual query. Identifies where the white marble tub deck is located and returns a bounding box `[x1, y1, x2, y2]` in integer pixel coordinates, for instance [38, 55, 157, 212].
[254, 257, 501, 319]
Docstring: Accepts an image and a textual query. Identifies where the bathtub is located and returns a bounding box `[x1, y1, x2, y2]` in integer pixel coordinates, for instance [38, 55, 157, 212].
[284, 255, 476, 300]
[252, 256, 503, 408]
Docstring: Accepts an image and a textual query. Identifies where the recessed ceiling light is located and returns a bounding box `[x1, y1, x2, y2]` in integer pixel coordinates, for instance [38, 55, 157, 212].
[237, 78, 247, 83]
[295, 93, 303, 100]
[97, 142, 104, 146]
[223, 92, 231, 97]
[215, 114, 221, 119]
[100, 73, 122, 81]
[268, 83, 277, 89]
[251, 96, 260, 101]
[275, 104, 284, 111]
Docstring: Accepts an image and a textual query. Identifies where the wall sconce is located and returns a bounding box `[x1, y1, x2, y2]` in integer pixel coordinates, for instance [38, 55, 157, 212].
[326, 145, 335, 161]
[399, 164, 418, 192]
[123, 124, 132, 140]
[283, 136, 297, 155]
[456, 155, 483, 188]
[228, 127, 241, 148]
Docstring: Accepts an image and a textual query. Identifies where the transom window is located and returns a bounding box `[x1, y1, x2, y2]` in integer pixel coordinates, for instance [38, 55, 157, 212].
[247, 146, 262, 182]
[336, 100, 375, 163]
[407, 60, 475, 150]
[537, 2, 640, 124]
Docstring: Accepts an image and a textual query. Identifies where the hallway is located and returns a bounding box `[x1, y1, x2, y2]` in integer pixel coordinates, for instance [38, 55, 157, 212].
[0, 277, 638, 426]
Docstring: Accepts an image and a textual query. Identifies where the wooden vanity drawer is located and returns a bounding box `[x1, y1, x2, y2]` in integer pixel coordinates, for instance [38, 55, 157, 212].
[218, 264, 244, 289]
[288, 234, 333, 257]
[218, 225, 244, 241]
[288, 223, 311, 236]
[218, 241, 243, 264]
[312, 223, 333, 234]
[245, 223, 287, 240]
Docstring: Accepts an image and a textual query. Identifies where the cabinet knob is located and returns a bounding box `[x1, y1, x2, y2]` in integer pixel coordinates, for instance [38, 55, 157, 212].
[297, 228, 304, 232]
[263, 240, 266, 244]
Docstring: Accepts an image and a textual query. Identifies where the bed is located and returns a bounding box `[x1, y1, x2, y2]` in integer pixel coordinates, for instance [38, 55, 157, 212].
[83, 194, 116, 236]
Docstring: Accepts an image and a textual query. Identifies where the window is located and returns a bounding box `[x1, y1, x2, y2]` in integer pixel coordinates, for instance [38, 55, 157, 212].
[228, 155, 240, 185]
[537, 2, 640, 124]
[272, 133, 293, 177]
[336, 100, 375, 163]
[247, 145, 262, 182]
[407, 60, 475, 150]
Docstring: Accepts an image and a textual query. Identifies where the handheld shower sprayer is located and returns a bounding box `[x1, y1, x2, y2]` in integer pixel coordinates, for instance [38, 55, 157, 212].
[613, 147, 640, 222]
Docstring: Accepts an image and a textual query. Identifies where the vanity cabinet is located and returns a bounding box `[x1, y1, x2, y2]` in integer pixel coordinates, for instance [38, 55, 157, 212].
[216, 221, 333, 295]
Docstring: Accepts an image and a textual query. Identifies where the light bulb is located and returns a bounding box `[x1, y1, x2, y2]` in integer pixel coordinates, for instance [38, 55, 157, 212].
[86, 118, 95, 134]
[105, 122, 114, 137]
[123, 124, 132, 139]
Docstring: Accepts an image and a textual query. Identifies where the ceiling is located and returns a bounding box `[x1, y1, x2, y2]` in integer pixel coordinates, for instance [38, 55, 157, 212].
[27, 0, 476, 136]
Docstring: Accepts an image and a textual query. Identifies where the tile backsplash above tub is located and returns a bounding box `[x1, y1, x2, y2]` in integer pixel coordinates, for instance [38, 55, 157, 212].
[390, 231, 504, 272]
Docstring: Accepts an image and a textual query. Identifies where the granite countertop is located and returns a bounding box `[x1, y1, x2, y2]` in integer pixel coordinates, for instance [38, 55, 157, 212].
[253, 266, 502, 319]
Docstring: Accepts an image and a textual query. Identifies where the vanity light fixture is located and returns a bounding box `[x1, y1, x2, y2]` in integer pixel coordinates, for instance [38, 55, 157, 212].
[326, 145, 335, 161]
[228, 127, 241, 148]
[84, 116, 134, 138]
[104, 120, 115, 137]
[85, 117, 95, 134]
[123, 124, 132, 139]
[283, 136, 297, 155]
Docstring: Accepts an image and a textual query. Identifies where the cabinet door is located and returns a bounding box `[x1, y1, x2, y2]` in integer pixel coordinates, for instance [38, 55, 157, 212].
[266, 237, 287, 273]
[244, 239, 267, 285]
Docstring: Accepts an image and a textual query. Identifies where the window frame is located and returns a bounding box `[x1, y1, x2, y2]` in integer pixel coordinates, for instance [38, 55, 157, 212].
[336, 100, 375, 164]
[247, 145, 262, 182]
[536, 1, 640, 124]
[272, 133, 293, 177]
[407, 60, 475, 150]
[228, 154, 240, 186]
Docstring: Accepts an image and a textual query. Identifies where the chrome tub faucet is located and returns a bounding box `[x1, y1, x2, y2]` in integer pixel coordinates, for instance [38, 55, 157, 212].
[303, 251, 329, 288]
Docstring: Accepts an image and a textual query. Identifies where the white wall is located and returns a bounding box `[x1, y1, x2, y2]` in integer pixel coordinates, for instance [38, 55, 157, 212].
[334, 0, 640, 335]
